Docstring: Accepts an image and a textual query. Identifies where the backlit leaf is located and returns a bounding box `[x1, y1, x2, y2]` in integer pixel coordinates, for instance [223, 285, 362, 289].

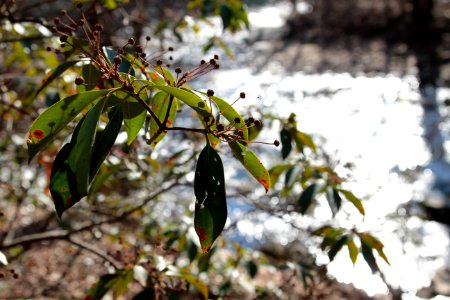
[166, 266, 208, 299]
[228, 141, 270, 192]
[122, 100, 147, 145]
[347, 238, 358, 264]
[27, 89, 110, 162]
[296, 131, 317, 153]
[361, 242, 379, 274]
[35, 60, 79, 97]
[149, 92, 177, 148]
[194, 144, 227, 253]
[337, 189, 365, 215]
[328, 235, 348, 261]
[359, 233, 390, 265]
[269, 164, 292, 187]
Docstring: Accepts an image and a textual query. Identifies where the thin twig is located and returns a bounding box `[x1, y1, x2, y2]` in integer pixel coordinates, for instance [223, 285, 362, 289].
[67, 237, 121, 269]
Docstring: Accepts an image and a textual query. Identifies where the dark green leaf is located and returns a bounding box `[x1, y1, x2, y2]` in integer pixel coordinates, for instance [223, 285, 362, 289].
[49, 143, 84, 218]
[280, 128, 292, 159]
[81, 63, 102, 91]
[27, 90, 110, 162]
[194, 144, 227, 252]
[298, 183, 318, 214]
[220, 5, 232, 30]
[68, 98, 105, 194]
[35, 60, 79, 97]
[359, 233, 389, 265]
[328, 235, 348, 261]
[326, 187, 342, 216]
[228, 141, 270, 192]
[246, 260, 258, 278]
[361, 242, 379, 274]
[85, 274, 119, 300]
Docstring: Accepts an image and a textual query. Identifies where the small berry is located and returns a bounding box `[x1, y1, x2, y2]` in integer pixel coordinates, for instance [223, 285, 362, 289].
[135, 45, 143, 53]
[209, 59, 216, 65]
[46, 46, 52, 52]
[168, 46, 174, 51]
[203, 116, 210, 123]
[60, 35, 68, 43]
[94, 24, 103, 31]
[169, 56, 173, 60]
[214, 64, 220, 69]
[60, 43, 66, 48]
[248, 117, 255, 123]
[214, 54, 219, 60]
[140, 53, 146, 58]
[200, 60, 206, 65]
[50, 27, 57, 33]
[207, 89, 214, 97]
[61, 10, 67, 15]
[274, 140, 280, 147]
[54, 17, 60, 25]
[128, 38, 135, 45]
[13, 274, 19, 279]
[156, 60, 163, 66]
[237, 131, 244, 137]
[113, 55, 122, 65]
[175, 67, 182, 74]
[217, 123, 224, 131]
[145, 36, 151, 41]
[166, 64, 171, 67]
[117, 47, 124, 54]
[234, 117, 241, 123]
[143, 62, 149, 67]
[75, 77, 84, 85]
[240, 92, 246, 99]
[254, 120, 262, 127]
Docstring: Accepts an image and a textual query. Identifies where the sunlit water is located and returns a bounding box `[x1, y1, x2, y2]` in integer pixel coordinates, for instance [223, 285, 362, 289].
[147, 1, 450, 298]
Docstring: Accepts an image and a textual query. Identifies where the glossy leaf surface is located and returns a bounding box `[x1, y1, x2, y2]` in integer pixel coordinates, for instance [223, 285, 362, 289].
[228, 141, 270, 192]
[68, 98, 105, 194]
[194, 144, 227, 252]
[27, 89, 109, 162]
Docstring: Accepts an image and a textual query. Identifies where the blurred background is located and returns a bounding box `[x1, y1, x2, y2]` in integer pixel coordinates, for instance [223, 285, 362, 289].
[1, 0, 450, 299]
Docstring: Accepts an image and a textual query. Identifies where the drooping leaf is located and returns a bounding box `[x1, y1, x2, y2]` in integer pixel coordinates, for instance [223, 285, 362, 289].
[296, 131, 317, 153]
[360, 242, 379, 274]
[122, 100, 147, 145]
[85, 273, 119, 300]
[90, 106, 123, 179]
[298, 183, 318, 214]
[27, 89, 110, 162]
[149, 92, 177, 148]
[347, 238, 359, 264]
[280, 128, 292, 159]
[246, 260, 258, 278]
[326, 187, 343, 216]
[166, 266, 208, 299]
[228, 141, 270, 192]
[68, 98, 105, 194]
[49, 143, 83, 218]
[35, 60, 79, 97]
[359, 233, 390, 265]
[103, 46, 135, 76]
[328, 235, 348, 261]
[337, 189, 365, 215]
[194, 144, 227, 252]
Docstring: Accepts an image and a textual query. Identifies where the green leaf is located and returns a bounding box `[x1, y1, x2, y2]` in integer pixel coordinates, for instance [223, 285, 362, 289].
[68, 98, 105, 194]
[337, 189, 365, 215]
[326, 187, 342, 216]
[122, 100, 147, 145]
[361, 242, 379, 274]
[49, 143, 84, 218]
[35, 60, 79, 97]
[154, 85, 213, 121]
[85, 273, 119, 300]
[328, 235, 348, 261]
[269, 164, 292, 187]
[90, 106, 123, 179]
[103, 46, 135, 76]
[246, 260, 258, 278]
[347, 238, 358, 264]
[27, 89, 110, 162]
[359, 233, 389, 265]
[228, 141, 270, 192]
[296, 131, 317, 153]
[298, 183, 318, 214]
[280, 128, 292, 159]
[166, 266, 208, 299]
[152, 66, 175, 85]
[149, 92, 177, 148]
[81, 63, 102, 91]
[194, 144, 227, 253]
